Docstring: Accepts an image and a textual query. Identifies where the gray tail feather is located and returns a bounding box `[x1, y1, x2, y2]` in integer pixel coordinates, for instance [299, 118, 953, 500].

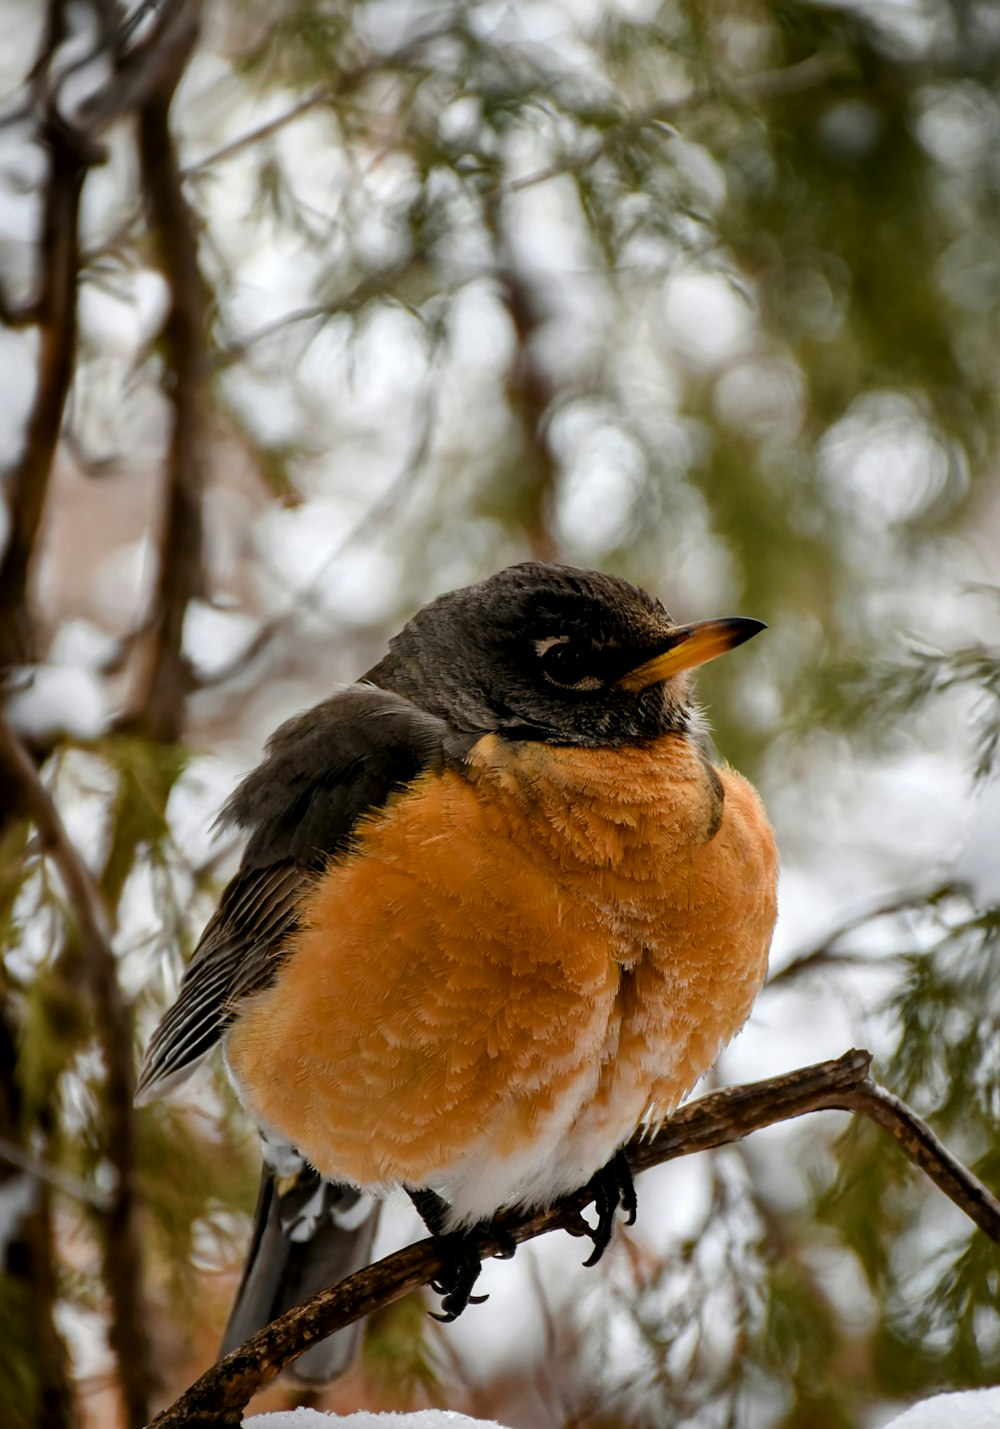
[221, 1157, 380, 1383]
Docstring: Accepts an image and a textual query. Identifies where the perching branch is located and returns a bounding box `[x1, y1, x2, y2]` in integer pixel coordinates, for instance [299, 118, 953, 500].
[148, 1047, 1000, 1428]
[0, 719, 155, 1427]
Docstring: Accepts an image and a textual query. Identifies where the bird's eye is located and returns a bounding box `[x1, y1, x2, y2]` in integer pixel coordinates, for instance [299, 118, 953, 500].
[534, 637, 604, 692]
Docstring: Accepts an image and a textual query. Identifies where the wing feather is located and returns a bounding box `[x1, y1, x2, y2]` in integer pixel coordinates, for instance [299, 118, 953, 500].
[135, 685, 452, 1105]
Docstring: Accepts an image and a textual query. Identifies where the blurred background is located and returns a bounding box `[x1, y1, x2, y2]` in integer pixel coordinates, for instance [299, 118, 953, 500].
[1, 0, 999, 1425]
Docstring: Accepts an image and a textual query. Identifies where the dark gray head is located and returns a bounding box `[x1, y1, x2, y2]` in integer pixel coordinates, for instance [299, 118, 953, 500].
[367, 563, 764, 747]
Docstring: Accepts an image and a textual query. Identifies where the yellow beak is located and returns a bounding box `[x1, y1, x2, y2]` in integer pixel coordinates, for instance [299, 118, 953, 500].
[619, 617, 766, 691]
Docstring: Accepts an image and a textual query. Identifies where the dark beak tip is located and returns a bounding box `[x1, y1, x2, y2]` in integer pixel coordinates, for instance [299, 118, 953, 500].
[717, 616, 767, 655]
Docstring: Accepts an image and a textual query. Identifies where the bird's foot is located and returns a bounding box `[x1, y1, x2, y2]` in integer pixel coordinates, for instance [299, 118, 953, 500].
[407, 1187, 518, 1322]
[427, 1229, 488, 1322]
[572, 1149, 637, 1267]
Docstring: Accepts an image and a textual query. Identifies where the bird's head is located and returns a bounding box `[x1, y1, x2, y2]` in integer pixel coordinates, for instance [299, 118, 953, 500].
[372, 562, 764, 746]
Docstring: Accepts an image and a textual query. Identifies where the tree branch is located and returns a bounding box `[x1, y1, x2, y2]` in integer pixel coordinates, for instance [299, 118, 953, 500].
[148, 1047, 1000, 1427]
[485, 192, 561, 562]
[0, 719, 155, 1427]
[0, 0, 203, 671]
[121, 0, 206, 743]
[75, 0, 202, 134]
[848, 1077, 1000, 1236]
[0, 104, 94, 665]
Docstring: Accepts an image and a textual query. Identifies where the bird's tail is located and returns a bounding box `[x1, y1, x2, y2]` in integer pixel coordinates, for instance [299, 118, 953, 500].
[221, 1147, 380, 1383]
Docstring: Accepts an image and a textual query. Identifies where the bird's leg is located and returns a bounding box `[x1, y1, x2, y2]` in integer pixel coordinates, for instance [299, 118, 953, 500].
[407, 1187, 518, 1322]
[576, 1148, 637, 1267]
[407, 1187, 486, 1323]
[407, 1185, 451, 1238]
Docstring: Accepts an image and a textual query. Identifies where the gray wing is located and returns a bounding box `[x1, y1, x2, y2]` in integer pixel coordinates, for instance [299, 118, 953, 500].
[134, 863, 306, 1103]
[135, 685, 453, 1106]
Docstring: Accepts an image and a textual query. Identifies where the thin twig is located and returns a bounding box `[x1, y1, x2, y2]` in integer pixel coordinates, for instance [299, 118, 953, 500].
[765, 882, 964, 989]
[81, 22, 454, 268]
[0, 721, 112, 951]
[0, 0, 209, 671]
[182, 87, 335, 177]
[208, 46, 828, 376]
[209, 245, 429, 371]
[503, 51, 856, 200]
[196, 341, 446, 690]
[178, 11, 459, 182]
[0, 1134, 112, 1211]
[147, 1047, 1000, 1427]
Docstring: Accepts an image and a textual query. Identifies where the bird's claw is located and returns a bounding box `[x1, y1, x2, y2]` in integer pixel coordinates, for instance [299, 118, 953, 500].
[409, 1187, 521, 1320]
[428, 1230, 487, 1321]
[580, 1149, 636, 1267]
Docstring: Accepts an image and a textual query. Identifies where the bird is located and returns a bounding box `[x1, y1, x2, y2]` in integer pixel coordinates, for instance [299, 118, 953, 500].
[135, 561, 778, 1381]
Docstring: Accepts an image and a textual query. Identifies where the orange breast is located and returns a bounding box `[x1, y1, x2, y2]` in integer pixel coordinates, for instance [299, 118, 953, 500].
[225, 732, 778, 1214]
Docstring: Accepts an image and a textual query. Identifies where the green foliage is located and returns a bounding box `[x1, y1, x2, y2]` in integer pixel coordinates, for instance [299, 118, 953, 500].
[15, 967, 90, 1126]
[782, 895, 1000, 1408]
[197, 0, 1000, 778]
[0, 1271, 46, 1429]
[762, 1241, 860, 1429]
[363, 1292, 443, 1403]
[137, 1090, 259, 1305]
[5, 0, 1000, 1422]
[98, 737, 188, 906]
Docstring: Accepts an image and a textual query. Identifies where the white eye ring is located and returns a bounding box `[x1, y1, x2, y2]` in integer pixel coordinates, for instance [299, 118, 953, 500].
[548, 673, 604, 691]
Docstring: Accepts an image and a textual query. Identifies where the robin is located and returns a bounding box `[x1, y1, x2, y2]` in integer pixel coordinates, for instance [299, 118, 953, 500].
[136, 562, 777, 1381]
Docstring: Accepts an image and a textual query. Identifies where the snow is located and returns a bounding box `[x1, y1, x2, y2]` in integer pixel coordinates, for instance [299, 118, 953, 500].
[0, 1173, 36, 1258]
[883, 1387, 1000, 1427]
[239, 1390, 1000, 1427]
[5, 661, 110, 740]
[246, 1412, 513, 1428]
